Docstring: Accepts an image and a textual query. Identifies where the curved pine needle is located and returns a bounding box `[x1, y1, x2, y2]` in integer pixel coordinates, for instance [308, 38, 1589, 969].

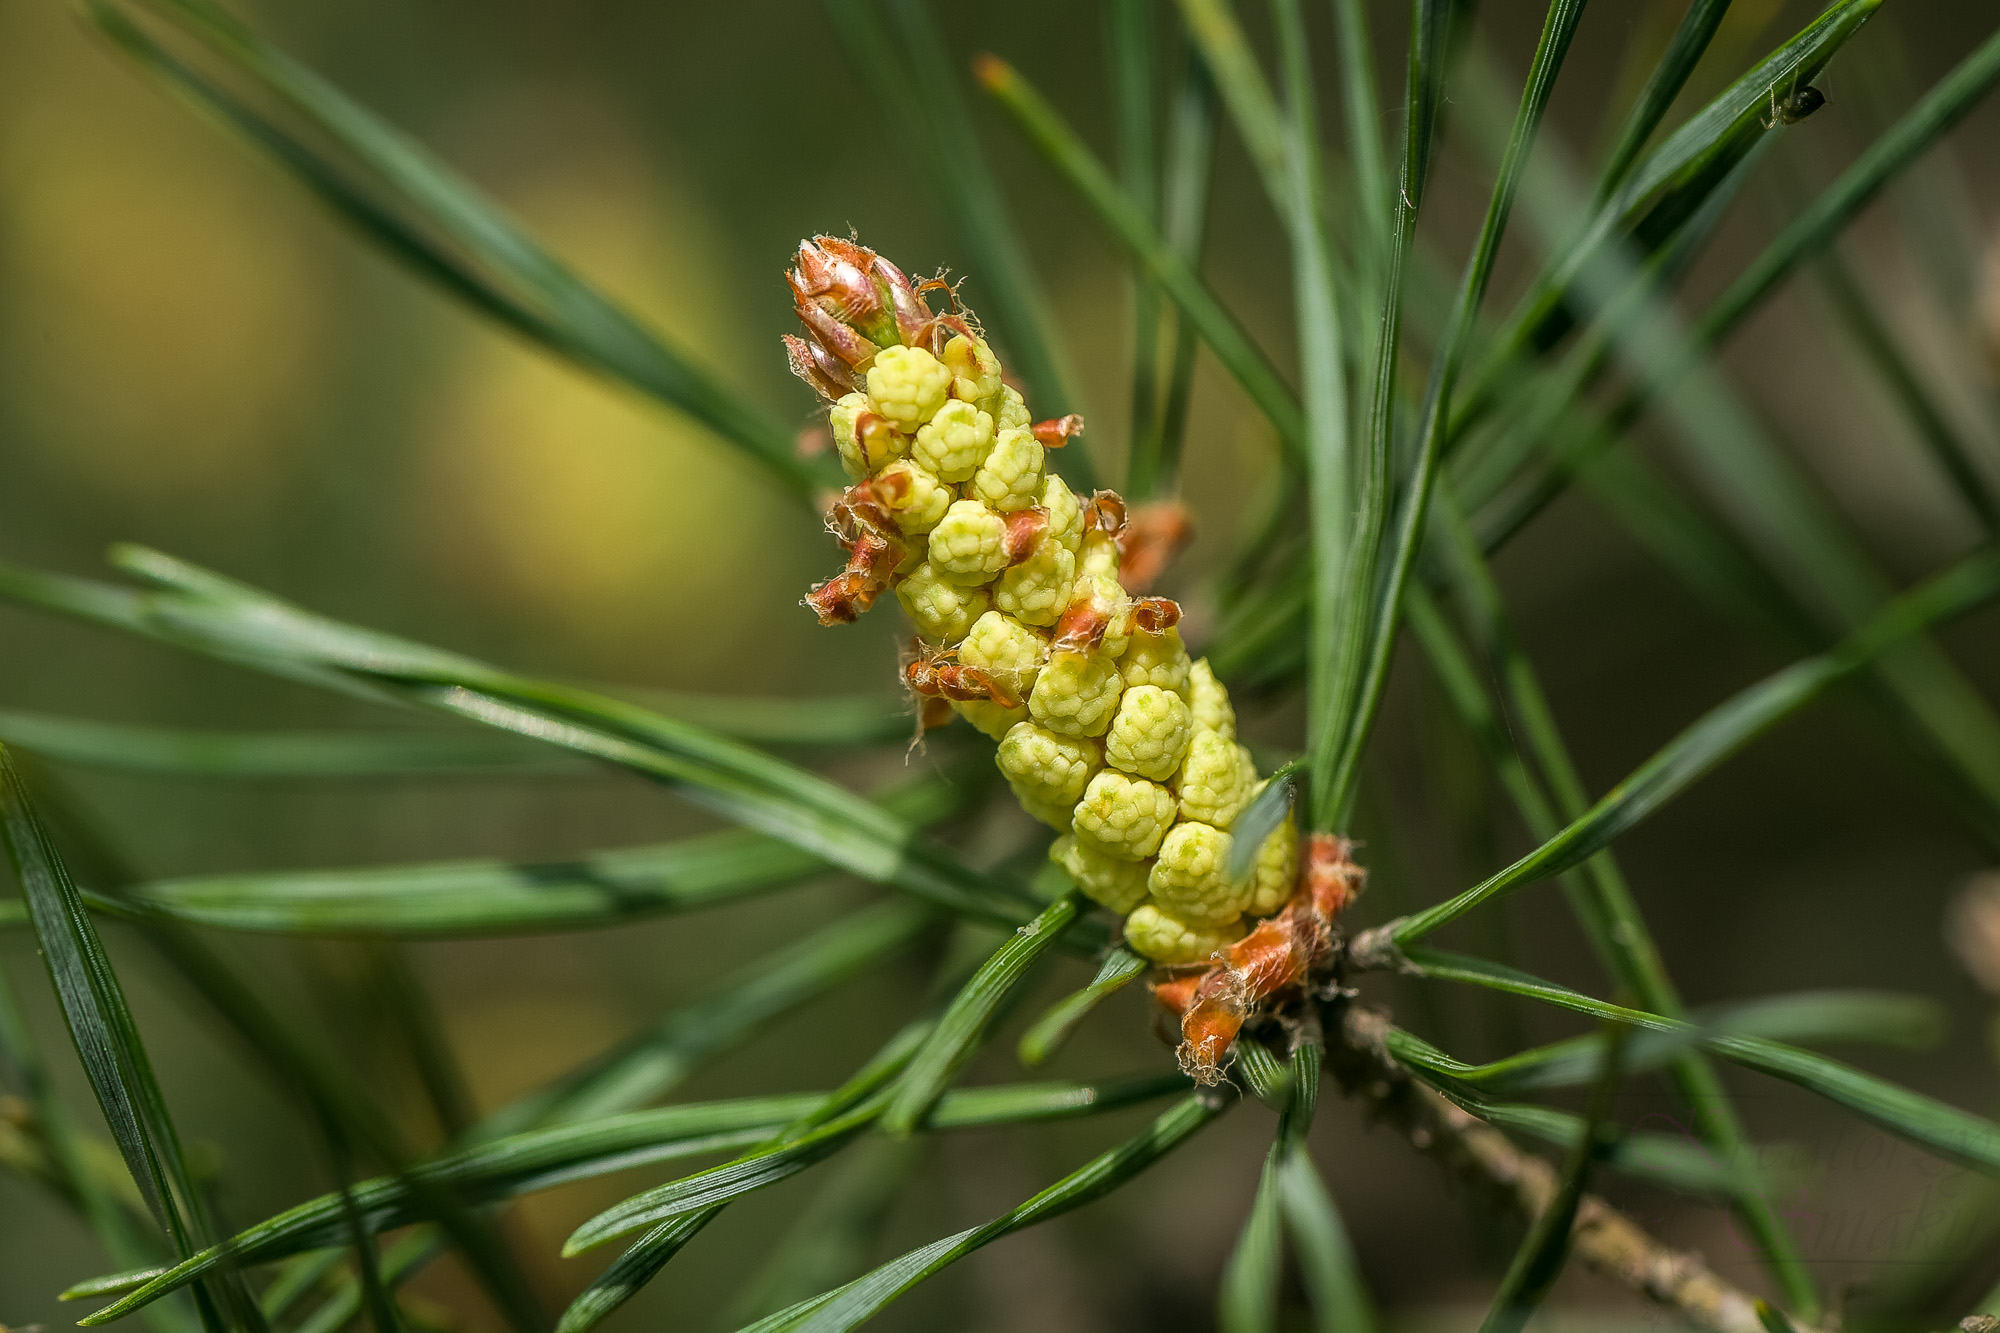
[1, 751, 214, 1284]
[1399, 953, 2000, 1175]
[1308, 0, 1455, 830]
[1276, 1144, 1376, 1333]
[1387, 549, 2000, 945]
[1219, 1044, 1353, 1333]
[977, 56, 1304, 454]
[1017, 947, 1148, 1067]
[1411, 519, 1819, 1311]
[1390, 975, 1939, 1092]
[556, 1213, 716, 1333]
[1320, 0, 1589, 827]
[563, 1099, 887, 1256]
[722, 1137, 927, 1327]
[1696, 25, 2000, 356]
[0, 711, 584, 779]
[1475, 1025, 1627, 1333]
[0, 954, 198, 1333]
[1217, 1141, 1285, 1333]
[1467, 0, 1885, 402]
[824, 0, 1086, 488]
[118, 777, 965, 937]
[1465, 26, 2000, 530]
[83, 0, 820, 498]
[0, 548, 1046, 933]
[881, 890, 1083, 1134]
[1593, 0, 1733, 200]
[731, 1093, 1226, 1333]
[552, 1031, 927, 1333]
[70, 1072, 1188, 1323]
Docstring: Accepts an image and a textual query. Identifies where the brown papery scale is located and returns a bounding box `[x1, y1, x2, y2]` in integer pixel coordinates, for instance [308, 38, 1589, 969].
[904, 645, 1021, 709]
[1154, 835, 1365, 1083]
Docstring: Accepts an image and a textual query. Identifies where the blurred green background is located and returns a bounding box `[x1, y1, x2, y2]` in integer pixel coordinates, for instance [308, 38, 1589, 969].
[2, 0, 2000, 1327]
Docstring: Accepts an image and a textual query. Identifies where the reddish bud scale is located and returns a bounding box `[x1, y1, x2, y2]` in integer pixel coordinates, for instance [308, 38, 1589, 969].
[828, 502, 882, 547]
[1128, 597, 1181, 635]
[1002, 508, 1050, 564]
[791, 235, 917, 355]
[1152, 834, 1366, 1083]
[1051, 595, 1114, 655]
[831, 465, 930, 547]
[918, 695, 956, 734]
[803, 527, 907, 627]
[785, 236, 947, 401]
[846, 532, 902, 585]
[804, 573, 872, 625]
[791, 236, 882, 327]
[1084, 490, 1128, 536]
[1302, 833, 1365, 918]
[1031, 415, 1085, 448]
[784, 334, 855, 399]
[793, 289, 879, 371]
[1117, 501, 1195, 593]
[906, 653, 1020, 709]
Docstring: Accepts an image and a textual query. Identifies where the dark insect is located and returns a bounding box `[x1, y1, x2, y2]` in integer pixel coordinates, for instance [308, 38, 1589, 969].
[1766, 83, 1827, 127]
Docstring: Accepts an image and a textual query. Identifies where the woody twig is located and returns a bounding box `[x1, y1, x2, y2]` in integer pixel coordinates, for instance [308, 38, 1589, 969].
[1322, 999, 1829, 1333]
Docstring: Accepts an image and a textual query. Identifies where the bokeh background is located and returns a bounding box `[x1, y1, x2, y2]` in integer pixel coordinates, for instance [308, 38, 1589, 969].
[2, 0, 2000, 1328]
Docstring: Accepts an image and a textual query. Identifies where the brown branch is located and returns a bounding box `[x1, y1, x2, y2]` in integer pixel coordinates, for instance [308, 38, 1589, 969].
[1320, 998, 1828, 1333]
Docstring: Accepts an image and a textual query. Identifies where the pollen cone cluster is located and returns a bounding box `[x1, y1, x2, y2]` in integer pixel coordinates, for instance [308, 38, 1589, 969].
[784, 236, 1301, 971]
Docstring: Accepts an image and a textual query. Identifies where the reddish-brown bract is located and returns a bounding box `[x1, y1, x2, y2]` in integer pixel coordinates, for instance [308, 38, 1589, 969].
[804, 481, 914, 626]
[789, 236, 927, 357]
[1002, 508, 1050, 564]
[803, 571, 875, 625]
[1152, 834, 1366, 1082]
[785, 236, 1003, 409]
[1127, 597, 1181, 635]
[903, 644, 1021, 709]
[1083, 489, 1128, 536]
[785, 237, 926, 399]
[828, 469, 911, 542]
[784, 332, 855, 400]
[1301, 832, 1365, 918]
[1116, 501, 1195, 592]
[1050, 585, 1122, 655]
[1031, 415, 1085, 449]
[1049, 591, 1178, 657]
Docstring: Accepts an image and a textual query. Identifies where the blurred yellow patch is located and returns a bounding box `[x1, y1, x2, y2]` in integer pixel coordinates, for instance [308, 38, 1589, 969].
[414, 112, 786, 671]
[444, 987, 627, 1118]
[0, 98, 327, 502]
[422, 352, 780, 663]
[438, 985, 650, 1281]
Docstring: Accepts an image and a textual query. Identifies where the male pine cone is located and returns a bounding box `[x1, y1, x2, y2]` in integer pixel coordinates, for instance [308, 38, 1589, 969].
[781, 235, 1298, 967]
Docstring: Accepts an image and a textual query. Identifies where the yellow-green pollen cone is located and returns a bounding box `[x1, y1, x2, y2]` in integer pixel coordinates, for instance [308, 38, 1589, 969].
[785, 235, 1296, 966]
